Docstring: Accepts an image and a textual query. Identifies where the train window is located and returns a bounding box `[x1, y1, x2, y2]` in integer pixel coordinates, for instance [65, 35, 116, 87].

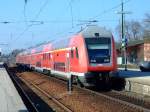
[85, 38, 111, 63]
[49, 53, 51, 59]
[47, 53, 49, 59]
[43, 54, 47, 60]
[45, 54, 47, 59]
[76, 47, 79, 58]
[46, 53, 49, 60]
[71, 49, 74, 58]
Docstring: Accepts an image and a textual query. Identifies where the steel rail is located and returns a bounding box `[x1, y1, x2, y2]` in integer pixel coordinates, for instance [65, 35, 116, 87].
[7, 72, 39, 112]
[20, 77, 73, 112]
[35, 72, 150, 112]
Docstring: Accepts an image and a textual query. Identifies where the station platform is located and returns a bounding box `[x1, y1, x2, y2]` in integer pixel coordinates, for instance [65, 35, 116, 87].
[0, 66, 28, 112]
[118, 70, 150, 96]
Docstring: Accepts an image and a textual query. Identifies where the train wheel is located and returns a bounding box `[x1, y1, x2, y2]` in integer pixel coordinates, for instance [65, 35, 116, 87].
[48, 70, 51, 76]
[76, 77, 84, 88]
[31, 67, 35, 71]
[43, 69, 50, 75]
[73, 76, 84, 87]
[102, 73, 111, 90]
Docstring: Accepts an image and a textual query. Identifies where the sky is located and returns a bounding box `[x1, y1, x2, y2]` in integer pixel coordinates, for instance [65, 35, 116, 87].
[0, 0, 150, 54]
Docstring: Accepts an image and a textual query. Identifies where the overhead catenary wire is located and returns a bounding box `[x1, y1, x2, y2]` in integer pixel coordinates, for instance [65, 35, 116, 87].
[89, 0, 131, 21]
[11, 0, 132, 50]
[33, 0, 49, 20]
[0, 0, 131, 26]
[0, 19, 122, 25]
[12, 0, 49, 43]
[23, 0, 29, 26]
[69, 0, 74, 28]
[36, 0, 132, 50]
[6, 0, 49, 54]
[44, 0, 132, 42]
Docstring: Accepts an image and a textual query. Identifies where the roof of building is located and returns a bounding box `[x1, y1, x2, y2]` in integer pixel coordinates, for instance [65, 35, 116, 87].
[116, 37, 150, 49]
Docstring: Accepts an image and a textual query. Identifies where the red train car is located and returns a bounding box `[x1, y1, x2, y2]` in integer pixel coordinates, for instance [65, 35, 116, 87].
[16, 25, 117, 87]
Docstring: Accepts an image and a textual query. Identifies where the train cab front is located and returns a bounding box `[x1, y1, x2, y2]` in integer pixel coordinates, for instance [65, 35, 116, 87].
[85, 37, 117, 73]
[78, 26, 117, 87]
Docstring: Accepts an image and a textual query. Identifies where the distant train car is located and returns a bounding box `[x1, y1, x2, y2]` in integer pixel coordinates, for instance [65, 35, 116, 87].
[16, 25, 117, 87]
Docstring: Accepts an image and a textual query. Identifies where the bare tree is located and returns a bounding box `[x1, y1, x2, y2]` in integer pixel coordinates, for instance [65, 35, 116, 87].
[124, 21, 132, 40]
[116, 20, 143, 41]
[130, 20, 143, 40]
[115, 22, 122, 42]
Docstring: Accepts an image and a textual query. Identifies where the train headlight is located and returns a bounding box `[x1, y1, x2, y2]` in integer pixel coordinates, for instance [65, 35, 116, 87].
[104, 58, 109, 62]
[91, 59, 96, 63]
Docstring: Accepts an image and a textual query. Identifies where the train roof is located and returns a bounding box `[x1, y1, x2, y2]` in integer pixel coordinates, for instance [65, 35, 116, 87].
[80, 25, 112, 38]
[17, 25, 112, 56]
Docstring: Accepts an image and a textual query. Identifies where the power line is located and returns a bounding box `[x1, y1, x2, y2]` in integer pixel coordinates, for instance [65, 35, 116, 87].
[89, 0, 131, 21]
[0, 43, 8, 45]
[9, 0, 50, 51]
[0, 19, 120, 25]
[74, 0, 132, 32]
[69, 0, 74, 28]
[75, 1, 124, 28]
[10, 0, 132, 49]
[23, 0, 28, 26]
[12, 0, 49, 43]
[24, 0, 28, 4]
[0, 20, 75, 24]
[0, 21, 11, 24]
[15, 24, 32, 41]
[33, 0, 49, 20]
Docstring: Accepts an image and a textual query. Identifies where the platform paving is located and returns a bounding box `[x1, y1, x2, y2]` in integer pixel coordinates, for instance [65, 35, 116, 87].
[0, 67, 28, 112]
[118, 70, 150, 96]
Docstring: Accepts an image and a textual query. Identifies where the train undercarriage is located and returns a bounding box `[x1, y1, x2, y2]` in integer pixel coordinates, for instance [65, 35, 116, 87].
[16, 63, 117, 89]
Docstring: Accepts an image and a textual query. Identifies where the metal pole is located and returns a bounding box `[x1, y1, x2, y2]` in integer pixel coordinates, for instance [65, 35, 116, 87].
[121, 0, 124, 41]
[66, 53, 72, 94]
[67, 75, 73, 94]
[121, 0, 127, 71]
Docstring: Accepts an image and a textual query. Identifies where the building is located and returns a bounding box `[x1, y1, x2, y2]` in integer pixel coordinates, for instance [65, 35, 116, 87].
[116, 38, 150, 64]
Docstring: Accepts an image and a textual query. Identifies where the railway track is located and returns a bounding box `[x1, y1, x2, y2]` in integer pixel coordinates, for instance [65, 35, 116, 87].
[35, 72, 150, 111]
[47, 73, 150, 112]
[13, 69, 150, 112]
[20, 77, 73, 112]
[6, 67, 56, 112]
[103, 90, 150, 109]
[83, 88, 150, 112]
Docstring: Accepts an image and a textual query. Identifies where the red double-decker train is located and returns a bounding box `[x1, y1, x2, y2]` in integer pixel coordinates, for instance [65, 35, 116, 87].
[16, 25, 117, 87]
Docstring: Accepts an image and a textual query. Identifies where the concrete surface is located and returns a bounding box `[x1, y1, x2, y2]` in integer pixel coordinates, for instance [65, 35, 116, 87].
[0, 67, 28, 112]
[118, 70, 150, 96]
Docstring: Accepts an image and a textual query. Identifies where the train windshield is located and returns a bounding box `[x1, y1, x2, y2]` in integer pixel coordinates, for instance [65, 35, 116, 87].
[85, 38, 111, 64]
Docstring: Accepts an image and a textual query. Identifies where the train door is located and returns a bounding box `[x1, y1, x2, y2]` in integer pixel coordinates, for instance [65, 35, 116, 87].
[70, 47, 80, 72]
[45, 53, 49, 68]
[50, 53, 54, 70]
[66, 52, 70, 73]
[42, 53, 48, 68]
